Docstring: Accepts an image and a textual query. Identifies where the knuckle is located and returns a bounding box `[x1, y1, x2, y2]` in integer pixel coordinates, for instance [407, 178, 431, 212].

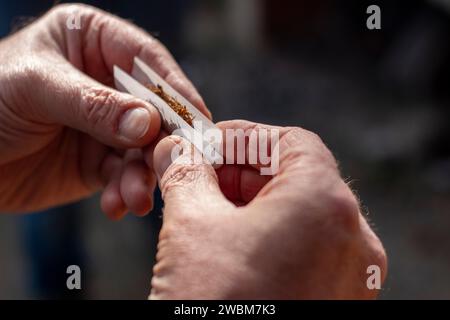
[17, 61, 43, 85]
[161, 163, 216, 195]
[164, 69, 187, 88]
[294, 127, 337, 167]
[285, 126, 307, 138]
[80, 87, 123, 129]
[149, 37, 167, 51]
[140, 40, 164, 61]
[294, 127, 327, 152]
[11, 60, 44, 103]
[281, 127, 337, 170]
[322, 182, 360, 234]
[287, 127, 322, 146]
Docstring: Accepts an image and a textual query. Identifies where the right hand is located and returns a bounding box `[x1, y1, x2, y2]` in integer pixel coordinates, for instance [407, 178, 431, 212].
[149, 120, 387, 299]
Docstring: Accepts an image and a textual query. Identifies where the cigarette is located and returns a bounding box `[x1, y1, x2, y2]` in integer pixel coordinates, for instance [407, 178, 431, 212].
[147, 84, 194, 127]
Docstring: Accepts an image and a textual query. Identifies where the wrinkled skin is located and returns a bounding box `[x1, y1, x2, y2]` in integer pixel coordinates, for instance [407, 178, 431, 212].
[150, 120, 387, 299]
[0, 4, 387, 299]
[0, 4, 209, 218]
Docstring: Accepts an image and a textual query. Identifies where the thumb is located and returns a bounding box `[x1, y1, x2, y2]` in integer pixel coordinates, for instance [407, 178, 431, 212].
[35, 62, 161, 148]
[153, 135, 233, 216]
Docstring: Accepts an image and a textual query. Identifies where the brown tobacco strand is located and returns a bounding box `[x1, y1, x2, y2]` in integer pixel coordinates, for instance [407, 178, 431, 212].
[147, 84, 194, 126]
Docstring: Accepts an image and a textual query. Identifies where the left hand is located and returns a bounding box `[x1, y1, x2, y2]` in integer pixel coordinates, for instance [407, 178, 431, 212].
[0, 4, 209, 217]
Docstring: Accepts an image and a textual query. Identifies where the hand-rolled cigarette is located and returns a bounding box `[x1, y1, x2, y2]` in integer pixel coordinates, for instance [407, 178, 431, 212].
[146, 84, 194, 127]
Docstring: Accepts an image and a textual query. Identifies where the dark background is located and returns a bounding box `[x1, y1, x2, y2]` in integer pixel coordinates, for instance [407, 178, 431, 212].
[0, 0, 449, 299]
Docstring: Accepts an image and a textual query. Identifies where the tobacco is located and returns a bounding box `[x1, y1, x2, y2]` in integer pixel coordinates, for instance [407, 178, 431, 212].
[147, 84, 194, 126]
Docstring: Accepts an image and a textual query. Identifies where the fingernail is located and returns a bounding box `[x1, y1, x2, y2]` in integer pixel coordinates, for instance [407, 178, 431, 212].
[119, 108, 150, 140]
[154, 136, 184, 182]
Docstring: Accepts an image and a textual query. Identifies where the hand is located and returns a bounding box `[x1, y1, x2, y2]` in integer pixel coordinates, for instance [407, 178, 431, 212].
[0, 4, 209, 217]
[150, 120, 387, 299]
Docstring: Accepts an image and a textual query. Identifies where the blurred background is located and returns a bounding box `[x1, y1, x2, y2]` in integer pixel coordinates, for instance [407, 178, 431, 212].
[0, 0, 449, 299]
